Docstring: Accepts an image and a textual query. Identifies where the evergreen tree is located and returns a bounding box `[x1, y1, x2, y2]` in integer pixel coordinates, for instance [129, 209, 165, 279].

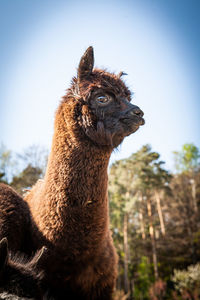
[11, 164, 43, 195]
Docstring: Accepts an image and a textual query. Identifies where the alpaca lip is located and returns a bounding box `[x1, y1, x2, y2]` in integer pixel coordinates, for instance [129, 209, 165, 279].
[120, 115, 145, 126]
[139, 117, 145, 126]
[132, 116, 145, 129]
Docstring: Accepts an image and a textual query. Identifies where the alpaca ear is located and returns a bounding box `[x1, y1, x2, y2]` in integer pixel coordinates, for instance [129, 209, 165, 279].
[0, 238, 8, 269]
[32, 246, 48, 268]
[77, 46, 94, 83]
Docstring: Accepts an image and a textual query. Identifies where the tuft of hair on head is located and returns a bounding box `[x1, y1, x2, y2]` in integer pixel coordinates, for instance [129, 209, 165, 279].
[117, 71, 128, 78]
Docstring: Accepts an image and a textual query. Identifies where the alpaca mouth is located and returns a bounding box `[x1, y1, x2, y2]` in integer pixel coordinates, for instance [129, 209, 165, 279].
[120, 115, 145, 128]
[138, 117, 145, 126]
[117, 115, 145, 139]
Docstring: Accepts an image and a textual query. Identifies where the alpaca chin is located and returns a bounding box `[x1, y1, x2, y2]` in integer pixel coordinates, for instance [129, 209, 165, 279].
[83, 114, 144, 148]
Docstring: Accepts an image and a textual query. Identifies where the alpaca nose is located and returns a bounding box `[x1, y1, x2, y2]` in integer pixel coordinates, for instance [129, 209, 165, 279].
[129, 105, 144, 118]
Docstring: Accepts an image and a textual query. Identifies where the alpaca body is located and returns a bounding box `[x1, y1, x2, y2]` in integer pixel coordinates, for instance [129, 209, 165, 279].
[0, 47, 144, 299]
[0, 184, 32, 254]
[24, 47, 144, 298]
[25, 100, 118, 297]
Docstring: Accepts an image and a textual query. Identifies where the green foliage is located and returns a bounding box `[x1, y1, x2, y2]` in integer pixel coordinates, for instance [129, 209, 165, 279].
[172, 263, 200, 298]
[134, 256, 154, 299]
[11, 164, 42, 195]
[109, 143, 200, 298]
[0, 144, 48, 184]
[17, 144, 48, 176]
[0, 143, 15, 183]
[0, 172, 6, 184]
[172, 263, 200, 291]
[173, 143, 200, 172]
[0, 144, 48, 193]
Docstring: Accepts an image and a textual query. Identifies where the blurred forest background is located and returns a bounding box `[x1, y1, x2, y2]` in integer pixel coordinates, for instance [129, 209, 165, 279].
[0, 142, 199, 300]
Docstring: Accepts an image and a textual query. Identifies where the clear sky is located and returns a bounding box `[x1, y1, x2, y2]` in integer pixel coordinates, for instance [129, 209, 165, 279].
[0, 0, 200, 171]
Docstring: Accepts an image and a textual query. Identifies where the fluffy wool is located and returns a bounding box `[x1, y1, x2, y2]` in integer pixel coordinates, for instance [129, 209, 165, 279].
[0, 47, 144, 299]
[0, 238, 49, 299]
[0, 184, 32, 254]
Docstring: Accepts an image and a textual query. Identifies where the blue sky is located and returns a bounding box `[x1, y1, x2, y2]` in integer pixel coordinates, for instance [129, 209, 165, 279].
[0, 0, 200, 171]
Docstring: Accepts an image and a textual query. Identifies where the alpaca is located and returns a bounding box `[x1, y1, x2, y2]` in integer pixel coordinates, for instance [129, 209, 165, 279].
[0, 238, 49, 299]
[23, 46, 145, 299]
[0, 184, 33, 254]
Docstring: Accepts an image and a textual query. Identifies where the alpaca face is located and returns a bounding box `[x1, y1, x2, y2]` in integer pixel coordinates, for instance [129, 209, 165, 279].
[87, 85, 144, 148]
[68, 47, 145, 148]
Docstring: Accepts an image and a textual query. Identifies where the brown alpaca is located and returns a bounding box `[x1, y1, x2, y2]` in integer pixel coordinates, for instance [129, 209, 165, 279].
[0, 184, 32, 254]
[0, 47, 144, 298]
[23, 47, 144, 299]
[0, 238, 49, 299]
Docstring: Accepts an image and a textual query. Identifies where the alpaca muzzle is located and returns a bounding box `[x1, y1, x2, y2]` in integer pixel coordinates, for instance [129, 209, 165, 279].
[120, 102, 145, 126]
[128, 106, 145, 125]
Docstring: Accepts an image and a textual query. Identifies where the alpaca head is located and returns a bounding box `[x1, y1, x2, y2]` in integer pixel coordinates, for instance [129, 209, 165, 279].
[64, 46, 144, 149]
[0, 238, 48, 298]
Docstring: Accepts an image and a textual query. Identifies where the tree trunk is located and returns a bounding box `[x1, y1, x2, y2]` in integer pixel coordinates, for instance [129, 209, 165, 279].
[123, 212, 129, 294]
[155, 191, 166, 236]
[190, 178, 197, 212]
[147, 197, 159, 280]
[130, 279, 135, 300]
[139, 193, 146, 240]
[117, 263, 122, 291]
[188, 178, 198, 263]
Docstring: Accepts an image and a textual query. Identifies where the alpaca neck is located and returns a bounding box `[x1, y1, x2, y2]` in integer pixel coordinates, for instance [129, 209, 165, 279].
[44, 108, 112, 207]
[27, 103, 113, 253]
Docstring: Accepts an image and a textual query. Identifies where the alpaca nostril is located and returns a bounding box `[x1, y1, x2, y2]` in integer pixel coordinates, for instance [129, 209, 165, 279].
[130, 108, 144, 117]
[137, 109, 144, 117]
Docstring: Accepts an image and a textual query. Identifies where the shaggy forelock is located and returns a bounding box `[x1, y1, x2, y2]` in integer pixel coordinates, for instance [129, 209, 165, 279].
[65, 69, 132, 102]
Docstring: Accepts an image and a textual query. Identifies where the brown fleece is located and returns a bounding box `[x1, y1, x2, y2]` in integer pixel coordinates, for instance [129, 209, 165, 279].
[0, 47, 144, 299]
[25, 99, 118, 298]
[0, 184, 32, 254]
[0, 238, 49, 299]
[25, 47, 144, 299]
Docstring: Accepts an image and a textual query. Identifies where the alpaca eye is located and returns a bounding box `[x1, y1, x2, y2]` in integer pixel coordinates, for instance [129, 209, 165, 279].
[96, 95, 111, 105]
